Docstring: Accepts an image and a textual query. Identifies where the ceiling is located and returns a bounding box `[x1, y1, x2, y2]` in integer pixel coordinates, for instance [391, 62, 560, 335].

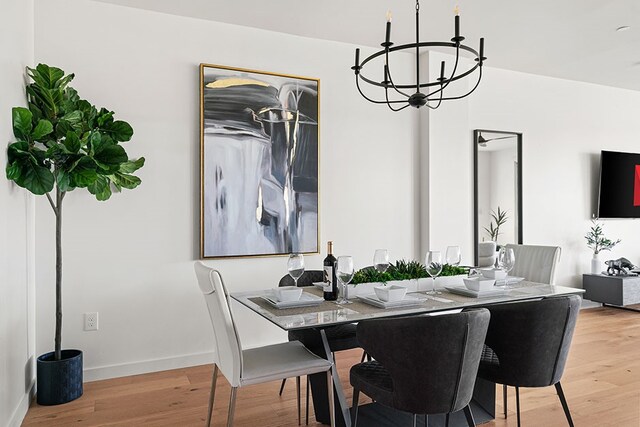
[95, 0, 640, 91]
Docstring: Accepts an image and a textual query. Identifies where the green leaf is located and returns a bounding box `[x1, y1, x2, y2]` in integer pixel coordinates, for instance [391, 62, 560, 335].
[93, 141, 128, 170]
[56, 169, 72, 192]
[29, 64, 65, 89]
[31, 119, 54, 140]
[109, 172, 141, 190]
[88, 175, 112, 201]
[105, 120, 133, 142]
[12, 107, 33, 140]
[69, 156, 98, 187]
[62, 110, 82, 125]
[63, 131, 81, 153]
[7, 141, 31, 162]
[119, 157, 145, 173]
[11, 157, 55, 195]
[6, 161, 21, 180]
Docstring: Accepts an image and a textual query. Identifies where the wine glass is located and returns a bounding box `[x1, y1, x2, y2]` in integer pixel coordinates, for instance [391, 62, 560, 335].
[446, 246, 462, 267]
[287, 254, 305, 287]
[498, 247, 516, 288]
[425, 251, 443, 295]
[373, 249, 390, 274]
[336, 256, 355, 304]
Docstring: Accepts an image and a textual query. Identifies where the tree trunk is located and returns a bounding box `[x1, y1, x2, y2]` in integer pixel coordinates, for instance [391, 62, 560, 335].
[55, 187, 63, 361]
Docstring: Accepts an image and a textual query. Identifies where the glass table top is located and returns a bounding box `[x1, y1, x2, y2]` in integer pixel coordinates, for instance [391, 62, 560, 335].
[231, 281, 585, 331]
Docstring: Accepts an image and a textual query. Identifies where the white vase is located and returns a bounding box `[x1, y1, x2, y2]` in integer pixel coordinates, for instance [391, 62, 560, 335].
[591, 254, 602, 274]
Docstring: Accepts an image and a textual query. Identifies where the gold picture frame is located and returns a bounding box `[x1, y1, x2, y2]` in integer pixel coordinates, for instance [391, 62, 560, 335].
[200, 63, 320, 259]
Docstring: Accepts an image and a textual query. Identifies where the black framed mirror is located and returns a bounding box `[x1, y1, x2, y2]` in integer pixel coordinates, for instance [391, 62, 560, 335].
[473, 129, 523, 266]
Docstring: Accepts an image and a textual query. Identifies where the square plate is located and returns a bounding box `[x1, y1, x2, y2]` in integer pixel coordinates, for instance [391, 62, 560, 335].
[444, 286, 507, 298]
[357, 293, 426, 309]
[260, 292, 325, 309]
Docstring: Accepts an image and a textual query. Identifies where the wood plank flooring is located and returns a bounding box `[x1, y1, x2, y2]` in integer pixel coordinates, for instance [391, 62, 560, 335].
[22, 307, 640, 426]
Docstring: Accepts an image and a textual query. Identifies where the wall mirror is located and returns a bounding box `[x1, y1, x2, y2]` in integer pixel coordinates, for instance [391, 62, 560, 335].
[473, 129, 523, 266]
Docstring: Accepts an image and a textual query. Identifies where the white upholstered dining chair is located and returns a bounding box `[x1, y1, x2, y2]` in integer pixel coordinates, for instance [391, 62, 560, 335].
[194, 261, 335, 427]
[505, 244, 561, 284]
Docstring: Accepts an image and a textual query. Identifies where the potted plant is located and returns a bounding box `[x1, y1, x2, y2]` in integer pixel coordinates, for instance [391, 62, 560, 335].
[5, 64, 145, 405]
[484, 206, 508, 243]
[585, 220, 620, 274]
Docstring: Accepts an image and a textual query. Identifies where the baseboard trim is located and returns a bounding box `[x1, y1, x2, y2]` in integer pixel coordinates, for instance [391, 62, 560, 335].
[7, 384, 35, 427]
[83, 351, 215, 382]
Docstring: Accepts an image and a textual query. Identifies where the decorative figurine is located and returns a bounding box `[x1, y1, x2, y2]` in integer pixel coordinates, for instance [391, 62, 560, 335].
[605, 258, 638, 276]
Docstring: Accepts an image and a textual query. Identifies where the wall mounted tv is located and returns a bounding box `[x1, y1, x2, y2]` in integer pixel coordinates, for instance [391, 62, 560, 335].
[597, 150, 640, 218]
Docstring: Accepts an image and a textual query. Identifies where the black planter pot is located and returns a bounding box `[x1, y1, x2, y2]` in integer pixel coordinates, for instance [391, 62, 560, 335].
[37, 349, 83, 405]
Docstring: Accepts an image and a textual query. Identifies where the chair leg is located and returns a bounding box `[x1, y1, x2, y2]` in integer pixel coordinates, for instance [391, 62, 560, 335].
[352, 388, 360, 426]
[296, 376, 301, 425]
[205, 364, 219, 427]
[515, 386, 521, 427]
[226, 387, 238, 427]
[445, 412, 450, 427]
[503, 384, 508, 418]
[555, 382, 575, 427]
[412, 414, 417, 427]
[327, 370, 335, 427]
[278, 378, 287, 396]
[463, 405, 476, 427]
[305, 376, 310, 425]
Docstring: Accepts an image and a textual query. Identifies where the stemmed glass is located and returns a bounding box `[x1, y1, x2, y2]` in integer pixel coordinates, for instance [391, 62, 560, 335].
[497, 247, 516, 288]
[287, 254, 305, 287]
[336, 256, 355, 304]
[425, 251, 443, 295]
[446, 246, 462, 267]
[373, 249, 390, 274]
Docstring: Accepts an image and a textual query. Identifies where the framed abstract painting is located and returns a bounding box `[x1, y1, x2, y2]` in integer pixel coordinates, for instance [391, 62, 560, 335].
[200, 64, 320, 258]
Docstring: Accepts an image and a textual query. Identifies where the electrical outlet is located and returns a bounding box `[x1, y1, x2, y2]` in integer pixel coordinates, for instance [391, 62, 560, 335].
[84, 312, 98, 331]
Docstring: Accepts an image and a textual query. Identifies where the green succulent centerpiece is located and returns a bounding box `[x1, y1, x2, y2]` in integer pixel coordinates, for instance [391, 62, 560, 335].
[5, 64, 145, 363]
[351, 259, 468, 285]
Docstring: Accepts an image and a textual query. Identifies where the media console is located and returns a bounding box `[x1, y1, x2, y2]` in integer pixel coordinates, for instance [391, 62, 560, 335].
[582, 274, 640, 311]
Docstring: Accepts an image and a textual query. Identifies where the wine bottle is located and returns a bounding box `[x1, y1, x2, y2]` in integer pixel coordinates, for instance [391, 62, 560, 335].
[323, 241, 338, 300]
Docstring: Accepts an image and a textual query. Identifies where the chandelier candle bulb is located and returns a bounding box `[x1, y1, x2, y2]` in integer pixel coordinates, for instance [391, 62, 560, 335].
[479, 38, 485, 61]
[455, 15, 460, 40]
[355, 48, 360, 69]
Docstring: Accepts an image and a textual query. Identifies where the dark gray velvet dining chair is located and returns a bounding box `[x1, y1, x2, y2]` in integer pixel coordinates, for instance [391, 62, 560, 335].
[278, 270, 363, 425]
[477, 295, 581, 427]
[350, 308, 491, 427]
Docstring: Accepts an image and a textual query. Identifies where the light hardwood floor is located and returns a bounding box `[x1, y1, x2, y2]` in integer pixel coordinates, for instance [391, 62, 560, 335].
[22, 307, 640, 426]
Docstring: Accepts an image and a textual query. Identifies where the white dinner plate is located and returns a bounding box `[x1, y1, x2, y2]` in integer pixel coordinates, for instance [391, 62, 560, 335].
[260, 292, 324, 309]
[357, 294, 425, 309]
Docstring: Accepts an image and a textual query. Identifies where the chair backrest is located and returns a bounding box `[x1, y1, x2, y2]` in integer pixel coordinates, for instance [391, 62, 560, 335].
[194, 262, 243, 387]
[356, 309, 490, 415]
[483, 295, 581, 387]
[279, 270, 324, 287]
[505, 244, 561, 284]
[478, 241, 497, 267]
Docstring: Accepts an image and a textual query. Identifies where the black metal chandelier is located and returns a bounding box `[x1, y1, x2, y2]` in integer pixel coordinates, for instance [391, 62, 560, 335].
[351, 1, 486, 111]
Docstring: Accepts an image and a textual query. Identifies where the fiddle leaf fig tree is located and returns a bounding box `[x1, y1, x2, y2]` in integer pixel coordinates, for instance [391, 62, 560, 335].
[5, 64, 145, 361]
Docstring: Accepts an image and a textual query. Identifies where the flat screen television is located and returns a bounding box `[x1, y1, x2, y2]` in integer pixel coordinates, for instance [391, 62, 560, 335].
[597, 150, 640, 218]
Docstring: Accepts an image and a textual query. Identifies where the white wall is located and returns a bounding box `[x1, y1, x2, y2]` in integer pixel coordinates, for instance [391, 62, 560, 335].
[428, 63, 640, 287]
[0, 1, 35, 425]
[33, 0, 417, 380]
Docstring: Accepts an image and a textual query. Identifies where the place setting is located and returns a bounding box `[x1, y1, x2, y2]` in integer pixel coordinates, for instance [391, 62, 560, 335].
[444, 247, 525, 298]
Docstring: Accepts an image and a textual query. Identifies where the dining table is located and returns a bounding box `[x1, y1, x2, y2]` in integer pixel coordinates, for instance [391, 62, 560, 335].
[231, 281, 585, 427]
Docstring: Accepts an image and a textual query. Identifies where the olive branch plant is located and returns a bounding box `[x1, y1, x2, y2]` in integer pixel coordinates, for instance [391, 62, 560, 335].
[585, 220, 620, 255]
[5, 64, 145, 361]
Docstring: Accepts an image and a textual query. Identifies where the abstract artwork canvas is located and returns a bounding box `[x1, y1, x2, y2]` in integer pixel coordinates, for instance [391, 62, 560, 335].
[200, 64, 319, 258]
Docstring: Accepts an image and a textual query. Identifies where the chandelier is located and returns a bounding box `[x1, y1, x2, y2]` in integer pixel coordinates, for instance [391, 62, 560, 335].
[351, 0, 486, 111]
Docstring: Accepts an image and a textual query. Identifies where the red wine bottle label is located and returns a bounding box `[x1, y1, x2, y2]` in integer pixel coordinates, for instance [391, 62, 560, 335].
[323, 266, 333, 292]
